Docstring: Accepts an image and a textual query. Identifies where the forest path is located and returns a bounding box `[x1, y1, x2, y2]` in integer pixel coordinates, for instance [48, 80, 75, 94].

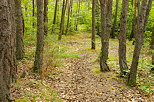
[54, 32, 152, 102]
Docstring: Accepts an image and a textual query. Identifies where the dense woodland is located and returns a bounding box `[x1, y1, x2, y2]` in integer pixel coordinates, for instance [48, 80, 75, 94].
[0, 0, 154, 101]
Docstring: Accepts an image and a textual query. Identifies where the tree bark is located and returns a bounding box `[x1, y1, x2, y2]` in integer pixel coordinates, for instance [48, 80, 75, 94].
[44, 0, 48, 35]
[110, 0, 119, 39]
[151, 26, 154, 64]
[53, 0, 59, 24]
[127, 0, 148, 86]
[91, 0, 96, 49]
[96, 0, 101, 36]
[32, 0, 35, 27]
[144, 0, 152, 30]
[119, 0, 128, 76]
[58, 0, 68, 40]
[129, 0, 137, 41]
[75, 0, 80, 31]
[0, 0, 16, 101]
[33, 0, 44, 72]
[15, 0, 24, 60]
[150, 26, 154, 72]
[66, 0, 73, 35]
[100, 0, 112, 72]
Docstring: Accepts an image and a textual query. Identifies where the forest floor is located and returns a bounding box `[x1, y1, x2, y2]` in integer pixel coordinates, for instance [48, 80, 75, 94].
[12, 32, 154, 102]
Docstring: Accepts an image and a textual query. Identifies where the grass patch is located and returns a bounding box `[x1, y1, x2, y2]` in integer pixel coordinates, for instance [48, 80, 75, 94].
[92, 67, 101, 74]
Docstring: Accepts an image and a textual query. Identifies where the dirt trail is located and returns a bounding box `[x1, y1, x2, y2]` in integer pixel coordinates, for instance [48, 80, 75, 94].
[54, 32, 153, 102]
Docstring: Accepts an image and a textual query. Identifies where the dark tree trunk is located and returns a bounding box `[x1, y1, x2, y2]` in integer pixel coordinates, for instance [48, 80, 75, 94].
[110, 0, 119, 39]
[151, 26, 154, 72]
[33, 0, 44, 72]
[58, 0, 68, 40]
[127, 0, 148, 86]
[129, 0, 137, 41]
[32, 0, 35, 27]
[0, 0, 16, 101]
[44, 0, 48, 35]
[66, 0, 73, 34]
[91, 0, 96, 49]
[119, 0, 128, 76]
[150, 26, 154, 49]
[15, 0, 24, 60]
[53, 0, 59, 24]
[100, 0, 112, 72]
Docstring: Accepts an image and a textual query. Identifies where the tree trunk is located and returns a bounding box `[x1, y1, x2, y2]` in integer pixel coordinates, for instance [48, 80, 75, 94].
[44, 0, 48, 36]
[151, 26, 154, 72]
[100, 0, 112, 72]
[119, 0, 128, 76]
[129, 0, 137, 41]
[110, 0, 119, 39]
[9, 0, 17, 83]
[75, 0, 80, 31]
[33, 0, 44, 72]
[58, 0, 68, 40]
[53, 0, 59, 24]
[66, 0, 73, 35]
[127, 0, 148, 86]
[96, 0, 101, 36]
[32, 0, 35, 27]
[0, 0, 16, 101]
[144, 0, 153, 30]
[91, 0, 96, 49]
[15, 0, 24, 60]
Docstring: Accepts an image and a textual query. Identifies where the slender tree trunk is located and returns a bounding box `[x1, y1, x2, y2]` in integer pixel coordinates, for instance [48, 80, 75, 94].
[110, 0, 119, 39]
[150, 26, 154, 49]
[127, 0, 148, 86]
[9, 0, 17, 83]
[15, 0, 24, 60]
[151, 26, 154, 71]
[91, 0, 96, 49]
[0, 0, 16, 101]
[53, 0, 59, 24]
[66, 0, 73, 34]
[100, 0, 112, 72]
[58, 0, 68, 40]
[75, 0, 80, 31]
[33, 0, 44, 72]
[119, 0, 129, 76]
[129, 0, 137, 41]
[144, 0, 153, 30]
[96, 0, 101, 36]
[32, 0, 35, 27]
[44, 0, 48, 35]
